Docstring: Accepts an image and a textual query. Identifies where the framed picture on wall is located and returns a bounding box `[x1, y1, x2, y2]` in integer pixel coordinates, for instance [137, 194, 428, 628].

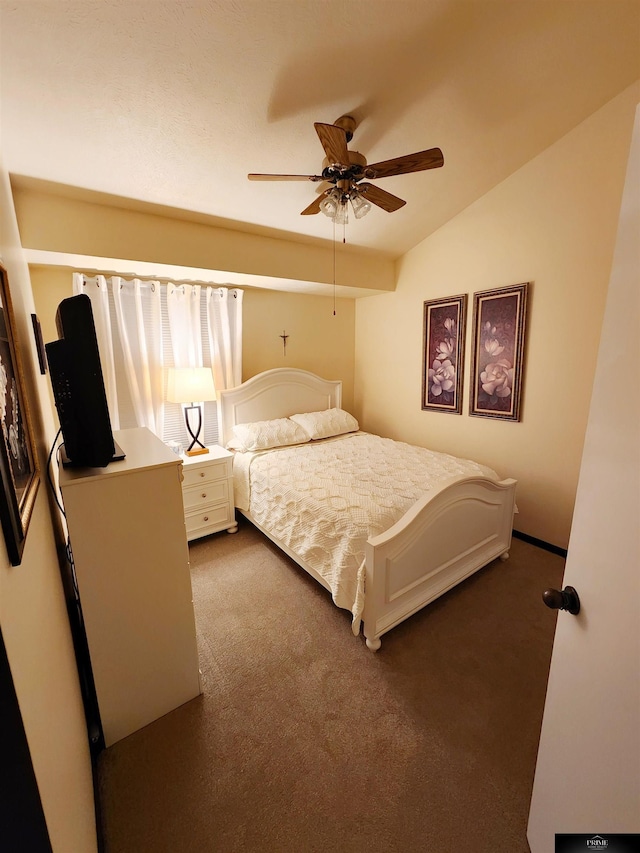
[422, 294, 467, 414]
[469, 282, 529, 421]
[0, 263, 40, 565]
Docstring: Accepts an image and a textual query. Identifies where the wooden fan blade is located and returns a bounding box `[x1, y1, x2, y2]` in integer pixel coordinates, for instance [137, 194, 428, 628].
[300, 195, 324, 215]
[358, 183, 406, 212]
[314, 122, 349, 166]
[248, 173, 323, 181]
[365, 147, 444, 179]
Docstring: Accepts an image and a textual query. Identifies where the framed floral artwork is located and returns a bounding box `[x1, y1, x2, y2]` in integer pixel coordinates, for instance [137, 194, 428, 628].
[0, 263, 40, 565]
[422, 294, 467, 414]
[469, 282, 529, 421]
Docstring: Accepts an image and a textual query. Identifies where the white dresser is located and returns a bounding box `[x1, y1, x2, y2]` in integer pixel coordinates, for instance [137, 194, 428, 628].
[58, 427, 202, 747]
[180, 446, 237, 541]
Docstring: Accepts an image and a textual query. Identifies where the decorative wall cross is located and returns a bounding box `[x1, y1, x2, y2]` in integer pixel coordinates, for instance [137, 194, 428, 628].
[280, 330, 289, 356]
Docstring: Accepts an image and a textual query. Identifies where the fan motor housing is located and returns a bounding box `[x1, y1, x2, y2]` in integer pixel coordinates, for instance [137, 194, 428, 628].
[321, 150, 367, 182]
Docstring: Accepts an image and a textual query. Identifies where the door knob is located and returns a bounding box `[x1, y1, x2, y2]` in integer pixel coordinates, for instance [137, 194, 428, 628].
[542, 586, 580, 615]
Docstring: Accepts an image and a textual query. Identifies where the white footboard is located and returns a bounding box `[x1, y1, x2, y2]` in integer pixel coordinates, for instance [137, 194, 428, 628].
[362, 475, 517, 650]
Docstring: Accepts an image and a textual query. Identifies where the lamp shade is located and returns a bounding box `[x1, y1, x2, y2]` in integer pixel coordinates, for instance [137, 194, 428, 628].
[319, 191, 339, 219]
[167, 367, 216, 404]
[350, 193, 372, 219]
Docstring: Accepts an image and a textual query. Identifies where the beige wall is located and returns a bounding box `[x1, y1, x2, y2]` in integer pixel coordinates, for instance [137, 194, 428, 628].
[30, 268, 356, 413]
[13, 184, 394, 295]
[355, 82, 640, 549]
[241, 288, 355, 410]
[30, 266, 69, 344]
[0, 165, 98, 847]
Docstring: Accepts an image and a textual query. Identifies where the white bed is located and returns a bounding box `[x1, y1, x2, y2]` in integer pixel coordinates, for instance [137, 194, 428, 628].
[218, 368, 517, 651]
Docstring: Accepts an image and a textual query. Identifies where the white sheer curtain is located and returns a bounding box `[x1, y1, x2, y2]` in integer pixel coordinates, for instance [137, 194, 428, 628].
[73, 274, 163, 436]
[166, 283, 203, 368]
[112, 276, 164, 437]
[72, 274, 243, 443]
[165, 282, 243, 387]
[205, 287, 243, 389]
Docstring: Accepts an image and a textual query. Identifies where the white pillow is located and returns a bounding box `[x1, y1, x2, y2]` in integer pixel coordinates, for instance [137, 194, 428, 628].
[227, 417, 310, 452]
[289, 408, 359, 440]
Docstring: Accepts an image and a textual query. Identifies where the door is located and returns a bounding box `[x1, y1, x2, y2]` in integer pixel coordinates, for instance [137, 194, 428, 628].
[527, 106, 640, 850]
[0, 627, 52, 851]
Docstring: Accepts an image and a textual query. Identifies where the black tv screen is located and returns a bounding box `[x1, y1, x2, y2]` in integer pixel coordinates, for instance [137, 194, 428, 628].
[46, 294, 123, 468]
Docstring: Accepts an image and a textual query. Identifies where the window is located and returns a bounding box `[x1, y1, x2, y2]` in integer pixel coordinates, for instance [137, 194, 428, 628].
[73, 274, 243, 448]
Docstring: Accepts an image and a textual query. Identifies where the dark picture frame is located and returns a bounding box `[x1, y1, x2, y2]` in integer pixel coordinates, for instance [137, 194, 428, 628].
[469, 282, 529, 421]
[31, 315, 47, 375]
[422, 294, 467, 414]
[0, 264, 40, 565]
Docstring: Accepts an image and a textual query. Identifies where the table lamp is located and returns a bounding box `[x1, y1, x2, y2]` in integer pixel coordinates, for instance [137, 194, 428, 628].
[167, 367, 217, 456]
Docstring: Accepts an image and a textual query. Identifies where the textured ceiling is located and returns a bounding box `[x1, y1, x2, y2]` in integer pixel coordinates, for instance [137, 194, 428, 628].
[1, 0, 639, 259]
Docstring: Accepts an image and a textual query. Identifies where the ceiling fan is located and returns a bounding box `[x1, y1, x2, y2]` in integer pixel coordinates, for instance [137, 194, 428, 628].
[248, 115, 444, 223]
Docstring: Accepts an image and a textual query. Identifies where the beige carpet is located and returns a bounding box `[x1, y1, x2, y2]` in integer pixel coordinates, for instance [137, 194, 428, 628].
[97, 517, 564, 853]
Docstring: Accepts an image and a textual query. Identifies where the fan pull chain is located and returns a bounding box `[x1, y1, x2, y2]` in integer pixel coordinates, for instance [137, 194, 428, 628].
[333, 219, 337, 316]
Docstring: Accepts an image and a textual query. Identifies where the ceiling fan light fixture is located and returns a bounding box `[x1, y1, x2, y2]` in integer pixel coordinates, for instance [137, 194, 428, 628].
[350, 192, 372, 220]
[319, 192, 339, 219]
[319, 184, 372, 224]
[334, 199, 349, 226]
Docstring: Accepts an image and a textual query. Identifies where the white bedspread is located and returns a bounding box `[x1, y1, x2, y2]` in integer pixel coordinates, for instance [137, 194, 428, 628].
[232, 432, 499, 632]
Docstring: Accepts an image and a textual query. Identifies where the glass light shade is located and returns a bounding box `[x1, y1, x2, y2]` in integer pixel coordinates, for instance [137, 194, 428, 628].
[167, 367, 216, 403]
[334, 200, 349, 225]
[350, 193, 372, 219]
[319, 194, 339, 218]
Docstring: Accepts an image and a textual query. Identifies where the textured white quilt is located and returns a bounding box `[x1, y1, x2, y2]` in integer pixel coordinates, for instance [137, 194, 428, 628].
[232, 432, 499, 631]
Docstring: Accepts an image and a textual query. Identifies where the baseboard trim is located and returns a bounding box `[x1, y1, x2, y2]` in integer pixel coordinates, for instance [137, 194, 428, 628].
[512, 529, 567, 558]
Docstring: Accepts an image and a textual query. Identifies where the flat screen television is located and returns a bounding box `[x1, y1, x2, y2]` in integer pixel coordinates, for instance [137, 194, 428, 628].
[46, 294, 124, 468]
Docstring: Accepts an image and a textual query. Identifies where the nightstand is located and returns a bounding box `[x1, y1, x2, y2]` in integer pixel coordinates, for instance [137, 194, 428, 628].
[180, 445, 237, 541]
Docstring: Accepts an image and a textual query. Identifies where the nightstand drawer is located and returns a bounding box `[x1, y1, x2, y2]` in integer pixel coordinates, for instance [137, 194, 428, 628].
[182, 479, 228, 511]
[182, 459, 230, 488]
[179, 445, 236, 540]
[185, 504, 233, 537]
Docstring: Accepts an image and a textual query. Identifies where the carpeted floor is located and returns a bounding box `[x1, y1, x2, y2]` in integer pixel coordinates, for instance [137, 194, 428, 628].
[97, 517, 564, 853]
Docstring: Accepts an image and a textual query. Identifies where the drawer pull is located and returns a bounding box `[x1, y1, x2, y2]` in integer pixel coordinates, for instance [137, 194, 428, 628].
[199, 472, 205, 478]
[203, 516, 209, 522]
[201, 492, 207, 498]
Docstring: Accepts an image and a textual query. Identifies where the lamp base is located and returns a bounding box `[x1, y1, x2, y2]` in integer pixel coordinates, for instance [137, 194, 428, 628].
[182, 403, 208, 457]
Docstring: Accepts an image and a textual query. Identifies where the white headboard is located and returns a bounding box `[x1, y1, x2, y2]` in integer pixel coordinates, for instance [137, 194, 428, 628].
[217, 368, 342, 447]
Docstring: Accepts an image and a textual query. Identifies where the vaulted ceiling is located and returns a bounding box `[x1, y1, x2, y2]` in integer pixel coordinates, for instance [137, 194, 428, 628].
[1, 0, 639, 260]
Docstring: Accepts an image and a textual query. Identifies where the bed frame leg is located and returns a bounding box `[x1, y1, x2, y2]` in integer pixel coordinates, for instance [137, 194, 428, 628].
[499, 551, 510, 561]
[365, 636, 382, 652]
